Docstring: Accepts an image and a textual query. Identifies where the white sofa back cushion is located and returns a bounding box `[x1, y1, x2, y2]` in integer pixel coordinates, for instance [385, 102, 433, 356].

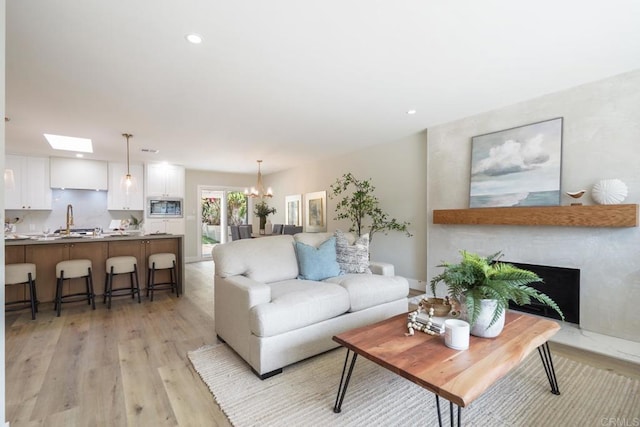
[294, 231, 356, 247]
[293, 232, 333, 247]
[212, 235, 299, 283]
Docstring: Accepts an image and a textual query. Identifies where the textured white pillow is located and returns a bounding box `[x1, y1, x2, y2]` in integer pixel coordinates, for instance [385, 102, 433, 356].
[334, 230, 371, 274]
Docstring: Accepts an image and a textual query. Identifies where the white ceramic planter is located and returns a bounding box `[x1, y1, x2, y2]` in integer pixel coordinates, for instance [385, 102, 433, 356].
[462, 299, 505, 338]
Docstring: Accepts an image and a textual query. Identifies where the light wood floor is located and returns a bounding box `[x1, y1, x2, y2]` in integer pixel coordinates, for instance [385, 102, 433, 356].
[6, 261, 639, 426]
[5, 260, 231, 427]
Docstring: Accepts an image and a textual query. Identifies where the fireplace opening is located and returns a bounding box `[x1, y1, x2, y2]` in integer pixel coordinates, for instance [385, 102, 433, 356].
[502, 261, 580, 325]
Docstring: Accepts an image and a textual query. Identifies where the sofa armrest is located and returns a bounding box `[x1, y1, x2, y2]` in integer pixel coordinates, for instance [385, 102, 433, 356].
[216, 275, 272, 309]
[214, 275, 272, 360]
[369, 261, 395, 276]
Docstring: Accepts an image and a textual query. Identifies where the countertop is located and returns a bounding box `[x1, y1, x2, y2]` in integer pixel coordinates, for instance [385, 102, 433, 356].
[5, 231, 185, 303]
[4, 233, 182, 246]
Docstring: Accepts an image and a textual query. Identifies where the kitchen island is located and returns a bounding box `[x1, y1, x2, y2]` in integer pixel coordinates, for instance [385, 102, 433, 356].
[5, 233, 184, 304]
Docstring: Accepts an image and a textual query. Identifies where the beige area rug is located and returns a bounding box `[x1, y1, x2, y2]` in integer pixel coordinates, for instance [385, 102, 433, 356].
[188, 344, 639, 427]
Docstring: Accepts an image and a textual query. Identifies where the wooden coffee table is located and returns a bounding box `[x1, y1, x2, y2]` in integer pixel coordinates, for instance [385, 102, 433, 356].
[332, 311, 561, 426]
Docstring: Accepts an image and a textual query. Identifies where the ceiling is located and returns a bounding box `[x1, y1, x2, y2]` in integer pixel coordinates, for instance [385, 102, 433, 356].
[6, 1, 640, 174]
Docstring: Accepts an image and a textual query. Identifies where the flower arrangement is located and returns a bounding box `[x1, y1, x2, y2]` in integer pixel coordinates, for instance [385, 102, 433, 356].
[253, 200, 276, 218]
[253, 200, 276, 231]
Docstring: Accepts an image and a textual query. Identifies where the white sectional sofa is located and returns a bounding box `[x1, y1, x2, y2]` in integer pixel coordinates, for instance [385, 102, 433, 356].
[212, 232, 409, 378]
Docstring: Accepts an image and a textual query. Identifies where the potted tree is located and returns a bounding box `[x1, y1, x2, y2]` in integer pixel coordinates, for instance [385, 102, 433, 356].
[329, 173, 412, 244]
[253, 200, 276, 234]
[430, 250, 564, 337]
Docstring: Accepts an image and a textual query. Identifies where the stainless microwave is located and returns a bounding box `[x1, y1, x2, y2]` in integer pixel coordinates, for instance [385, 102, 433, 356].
[147, 198, 183, 217]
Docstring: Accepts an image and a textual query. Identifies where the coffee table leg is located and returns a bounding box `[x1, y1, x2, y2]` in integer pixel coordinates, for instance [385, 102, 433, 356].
[333, 349, 358, 413]
[435, 395, 442, 427]
[449, 401, 461, 427]
[435, 396, 461, 427]
[537, 342, 561, 395]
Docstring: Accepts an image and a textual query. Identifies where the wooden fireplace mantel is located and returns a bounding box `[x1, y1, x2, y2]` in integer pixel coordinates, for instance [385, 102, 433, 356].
[432, 204, 638, 227]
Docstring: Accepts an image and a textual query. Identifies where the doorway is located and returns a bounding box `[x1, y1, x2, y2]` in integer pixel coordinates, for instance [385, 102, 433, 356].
[198, 186, 248, 258]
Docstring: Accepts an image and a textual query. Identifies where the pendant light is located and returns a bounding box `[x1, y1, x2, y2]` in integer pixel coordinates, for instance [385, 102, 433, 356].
[120, 133, 137, 195]
[244, 160, 273, 198]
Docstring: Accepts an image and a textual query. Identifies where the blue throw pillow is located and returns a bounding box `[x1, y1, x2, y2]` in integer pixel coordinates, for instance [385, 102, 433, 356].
[295, 237, 341, 281]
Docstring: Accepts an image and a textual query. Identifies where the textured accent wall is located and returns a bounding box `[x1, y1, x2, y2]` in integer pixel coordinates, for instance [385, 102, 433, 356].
[427, 70, 640, 342]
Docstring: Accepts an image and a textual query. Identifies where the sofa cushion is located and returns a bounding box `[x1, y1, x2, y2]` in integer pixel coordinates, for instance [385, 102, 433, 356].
[212, 234, 299, 283]
[335, 230, 371, 274]
[249, 280, 350, 337]
[324, 274, 409, 312]
[295, 237, 341, 281]
[293, 232, 336, 248]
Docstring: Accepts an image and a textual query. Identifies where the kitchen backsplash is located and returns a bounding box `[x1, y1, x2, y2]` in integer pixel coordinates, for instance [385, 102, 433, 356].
[5, 189, 142, 234]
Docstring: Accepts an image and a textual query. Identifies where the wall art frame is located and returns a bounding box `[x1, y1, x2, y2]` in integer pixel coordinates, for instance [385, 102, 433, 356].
[285, 194, 302, 226]
[469, 117, 563, 208]
[304, 190, 327, 232]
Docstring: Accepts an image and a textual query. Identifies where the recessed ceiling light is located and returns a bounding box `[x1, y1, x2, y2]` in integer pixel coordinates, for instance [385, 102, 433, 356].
[75, 153, 84, 158]
[185, 33, 203, 44]
[407, 109, 417, 115]
[44, 133, 93, 153]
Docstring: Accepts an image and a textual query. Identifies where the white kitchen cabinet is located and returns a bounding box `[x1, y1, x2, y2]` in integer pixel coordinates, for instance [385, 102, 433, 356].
[145, 218, 185, 235]
[50, 157, 108, 190]
[145, 163, 185, 197]
[107, 162, 144, 210]
[5, 155, 52, 210]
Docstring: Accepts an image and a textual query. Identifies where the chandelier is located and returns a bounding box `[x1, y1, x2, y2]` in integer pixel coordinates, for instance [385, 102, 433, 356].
[245, 160, 273, 198]
[120, 133, 137, 195]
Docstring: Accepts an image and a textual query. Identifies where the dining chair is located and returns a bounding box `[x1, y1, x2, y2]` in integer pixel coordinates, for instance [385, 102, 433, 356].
[230, 225, 241, 241]
[282, 225, 303, 235]
[239, 224, 253, 239]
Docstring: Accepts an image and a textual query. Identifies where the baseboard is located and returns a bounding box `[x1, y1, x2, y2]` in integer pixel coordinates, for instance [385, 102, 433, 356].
[406, 277, 426, 293]
[549, 341, 640, 381]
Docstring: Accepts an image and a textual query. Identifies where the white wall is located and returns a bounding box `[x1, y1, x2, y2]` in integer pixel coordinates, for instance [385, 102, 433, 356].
[1, 1, 7, 422]
[266, 131, 428, 283]
[427, 69, 640, 342]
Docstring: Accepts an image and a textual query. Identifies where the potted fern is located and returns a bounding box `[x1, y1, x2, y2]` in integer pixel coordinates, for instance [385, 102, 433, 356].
[430, 250, 564, 337]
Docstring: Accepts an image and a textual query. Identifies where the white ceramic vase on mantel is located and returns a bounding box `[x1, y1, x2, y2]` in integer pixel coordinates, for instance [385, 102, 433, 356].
[462, 299, 506, 338]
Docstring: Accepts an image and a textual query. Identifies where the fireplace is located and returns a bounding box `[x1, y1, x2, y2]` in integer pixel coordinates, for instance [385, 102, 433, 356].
[503, 261, 580, 325]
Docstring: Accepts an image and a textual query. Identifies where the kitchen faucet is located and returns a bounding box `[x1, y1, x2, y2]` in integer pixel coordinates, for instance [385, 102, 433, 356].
[65, 204, 74, 235]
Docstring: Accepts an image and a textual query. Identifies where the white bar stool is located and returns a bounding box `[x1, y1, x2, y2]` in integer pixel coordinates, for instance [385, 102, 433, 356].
[147, 253, 179, 301]
[104, 256, 141, 309]
[5, 263, 38, 320]
[55, 259, 96, 317]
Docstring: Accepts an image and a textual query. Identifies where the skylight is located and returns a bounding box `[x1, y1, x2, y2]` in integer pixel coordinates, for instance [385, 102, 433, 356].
[44, 134, 93, 153]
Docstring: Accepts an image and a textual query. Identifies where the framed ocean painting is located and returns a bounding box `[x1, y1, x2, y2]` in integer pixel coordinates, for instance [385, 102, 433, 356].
[469, 118, 563, 208]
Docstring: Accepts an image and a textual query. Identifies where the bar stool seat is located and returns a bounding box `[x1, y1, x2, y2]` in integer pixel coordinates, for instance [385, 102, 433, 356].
[147, 253, 179, 301]
[55, 259, 96, 317]
[104, 256, 141, 309]
[5, 263, 38, 320]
